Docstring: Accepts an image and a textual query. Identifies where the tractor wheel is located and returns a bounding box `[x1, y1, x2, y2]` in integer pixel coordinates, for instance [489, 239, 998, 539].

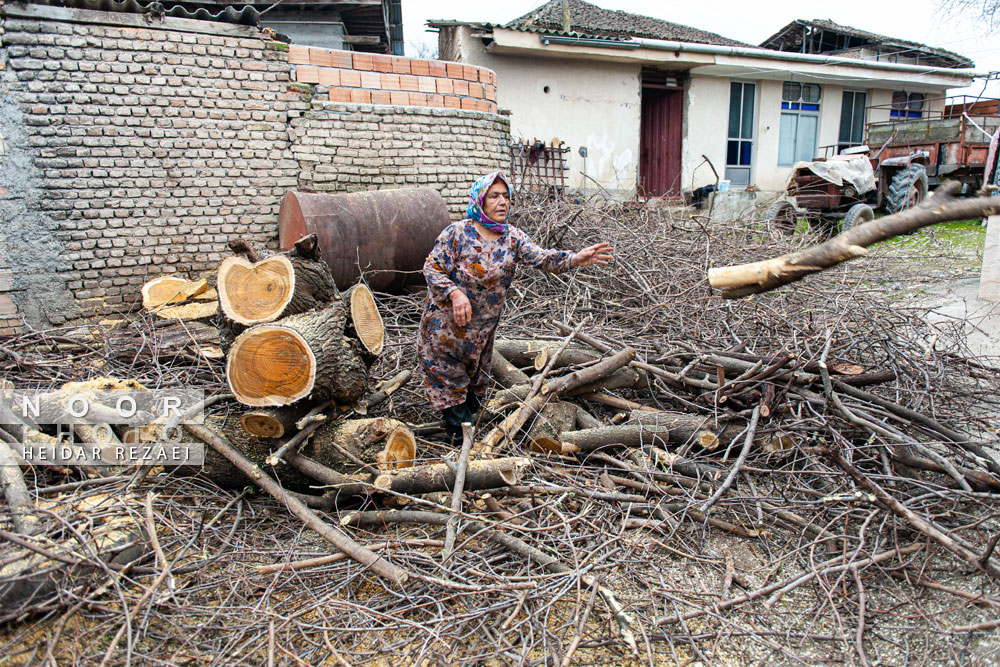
[841, 203, 874, 233]
[765, 200, 797, 235]
[885, 164, 928, 214]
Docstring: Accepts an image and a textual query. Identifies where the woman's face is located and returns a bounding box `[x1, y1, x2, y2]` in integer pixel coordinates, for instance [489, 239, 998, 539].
[482, 180, 510, 224]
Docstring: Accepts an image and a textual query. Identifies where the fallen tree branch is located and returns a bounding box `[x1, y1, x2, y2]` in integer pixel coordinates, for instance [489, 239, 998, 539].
[824, 444, 1000, 581]
[708, 182, 1000, 298]
[341, 509, 638, 655]
[184, 423, 410, 586]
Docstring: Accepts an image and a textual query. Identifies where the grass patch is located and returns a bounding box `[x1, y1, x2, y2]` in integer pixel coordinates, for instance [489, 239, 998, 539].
[874, 218, 986, 252]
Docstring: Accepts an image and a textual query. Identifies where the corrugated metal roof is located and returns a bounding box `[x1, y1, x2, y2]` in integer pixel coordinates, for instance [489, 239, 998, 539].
[26, 0, 261, 26]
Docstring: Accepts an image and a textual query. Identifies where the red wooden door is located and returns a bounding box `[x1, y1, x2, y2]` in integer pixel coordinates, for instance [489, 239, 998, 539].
[639, 88, 683, 197]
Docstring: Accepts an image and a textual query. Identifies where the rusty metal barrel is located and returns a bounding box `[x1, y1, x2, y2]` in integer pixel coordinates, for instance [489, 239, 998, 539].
[278, 188, 452, 292]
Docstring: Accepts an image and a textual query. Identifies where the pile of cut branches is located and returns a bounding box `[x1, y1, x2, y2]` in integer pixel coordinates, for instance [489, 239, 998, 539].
[2, 192, 999, 665]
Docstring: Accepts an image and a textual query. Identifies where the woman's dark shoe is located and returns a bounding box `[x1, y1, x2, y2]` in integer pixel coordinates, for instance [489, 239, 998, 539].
[442, 403, 475, 443]
[464, 392, 481, 418]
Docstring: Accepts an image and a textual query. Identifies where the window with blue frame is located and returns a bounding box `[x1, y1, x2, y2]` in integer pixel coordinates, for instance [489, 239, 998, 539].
[778, 82, 821, 165]
[725, 81, 756, 186]
[890, 91, 924, 118]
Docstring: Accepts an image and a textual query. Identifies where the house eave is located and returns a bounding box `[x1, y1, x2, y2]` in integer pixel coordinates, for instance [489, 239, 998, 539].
[485, 28, 980, 87]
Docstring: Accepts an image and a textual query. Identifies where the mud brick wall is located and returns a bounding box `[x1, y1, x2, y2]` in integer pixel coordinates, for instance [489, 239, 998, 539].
[0, 9, 509, 328]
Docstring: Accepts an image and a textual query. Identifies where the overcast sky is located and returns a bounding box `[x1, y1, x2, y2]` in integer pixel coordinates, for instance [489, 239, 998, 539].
[401, 0, 1000, 97]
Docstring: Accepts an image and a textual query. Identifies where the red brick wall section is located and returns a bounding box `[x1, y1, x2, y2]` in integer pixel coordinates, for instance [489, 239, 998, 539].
[288, 46, 499, 115]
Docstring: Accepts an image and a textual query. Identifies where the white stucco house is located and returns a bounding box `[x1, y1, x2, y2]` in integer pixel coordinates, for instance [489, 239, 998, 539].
[429, 0, 980, 200]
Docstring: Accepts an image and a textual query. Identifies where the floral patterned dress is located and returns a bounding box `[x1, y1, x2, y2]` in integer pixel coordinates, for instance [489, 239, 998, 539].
[417, 220, 576, 411]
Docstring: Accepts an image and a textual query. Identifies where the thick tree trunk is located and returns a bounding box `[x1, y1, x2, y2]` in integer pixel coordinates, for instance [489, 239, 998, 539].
[218, 253, 340, 327]
[226, 305, 368, 406]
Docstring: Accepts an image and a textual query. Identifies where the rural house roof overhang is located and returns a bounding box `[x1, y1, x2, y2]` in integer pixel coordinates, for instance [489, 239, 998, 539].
[761, 19, 973, 69]
[428, 1, 980, 88]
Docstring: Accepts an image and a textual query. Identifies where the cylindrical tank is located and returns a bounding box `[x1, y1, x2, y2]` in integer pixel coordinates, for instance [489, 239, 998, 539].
[278, 188, 452, 292]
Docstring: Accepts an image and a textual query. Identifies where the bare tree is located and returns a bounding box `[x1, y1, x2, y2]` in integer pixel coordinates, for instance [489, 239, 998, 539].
[406, 37, 438, 60]
[937, 0, 1000, 31]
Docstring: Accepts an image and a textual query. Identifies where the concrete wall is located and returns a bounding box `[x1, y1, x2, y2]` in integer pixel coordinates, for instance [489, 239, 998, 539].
[0, 10, 509, 330]
[683, 75, 729, 193]
[446, 26, 642, 198]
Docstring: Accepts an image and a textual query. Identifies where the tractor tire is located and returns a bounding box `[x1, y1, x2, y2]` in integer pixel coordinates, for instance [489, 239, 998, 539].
[765, 200, 797, 235]
[841, 203, 874, 233]
[885, 164, 928, 214]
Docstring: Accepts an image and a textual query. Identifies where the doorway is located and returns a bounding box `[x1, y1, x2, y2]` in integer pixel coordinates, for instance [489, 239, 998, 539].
[639, 84, 684, 197]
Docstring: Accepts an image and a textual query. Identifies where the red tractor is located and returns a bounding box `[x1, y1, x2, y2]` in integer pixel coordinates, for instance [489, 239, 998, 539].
[766, 147, 929, 234]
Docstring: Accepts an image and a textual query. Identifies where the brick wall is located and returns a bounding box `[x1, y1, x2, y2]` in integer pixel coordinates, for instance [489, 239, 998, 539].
[291, 104, 509, 219]
[288, 45, 498, 114]
[0, 8, 510, 328]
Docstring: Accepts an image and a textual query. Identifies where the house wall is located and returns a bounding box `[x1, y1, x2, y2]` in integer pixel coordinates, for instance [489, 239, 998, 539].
[443, 26, 642, 197]
[683, 75, 729, 193]
[0, 10, 508, 330]
[690, 78, 953, 196]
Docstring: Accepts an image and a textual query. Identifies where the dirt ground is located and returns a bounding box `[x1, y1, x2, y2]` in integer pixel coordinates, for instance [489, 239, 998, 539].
[871, 221, 999, 368]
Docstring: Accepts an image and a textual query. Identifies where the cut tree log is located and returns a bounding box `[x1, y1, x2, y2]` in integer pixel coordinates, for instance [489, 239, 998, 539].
[527, 401, 577, 453]
[494, 339, 600, 369]
[240, 404, 313, 439]
[342, 284, 385, 357]
[708, 183, 1000, 299]
[142, 276, 209, 309]
[490, 350, 531, 388]
[217, 245, 340, 327]
[488, 367, 644, 411]
[193, 416, 411, 487]
[226, 305, 367, 407]
[561, 412, 745, 453]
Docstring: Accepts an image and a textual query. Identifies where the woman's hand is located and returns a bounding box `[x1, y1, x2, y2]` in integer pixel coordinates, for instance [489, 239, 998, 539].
[449, 289, 472, 326]
[571, 243, 614, 268]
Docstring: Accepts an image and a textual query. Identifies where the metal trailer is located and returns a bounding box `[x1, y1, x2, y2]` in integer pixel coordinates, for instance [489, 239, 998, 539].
[866, 96, 1000, 194]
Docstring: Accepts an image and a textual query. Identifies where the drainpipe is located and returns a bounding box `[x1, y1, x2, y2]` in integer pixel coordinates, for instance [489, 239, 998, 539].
[537, 34, 986, 78]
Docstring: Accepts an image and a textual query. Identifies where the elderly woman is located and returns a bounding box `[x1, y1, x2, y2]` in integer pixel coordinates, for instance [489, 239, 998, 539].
[417, 171, 613, 438]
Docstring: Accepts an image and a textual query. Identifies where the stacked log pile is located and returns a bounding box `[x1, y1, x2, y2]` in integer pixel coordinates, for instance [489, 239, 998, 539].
[1, 193, 1000, 664]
